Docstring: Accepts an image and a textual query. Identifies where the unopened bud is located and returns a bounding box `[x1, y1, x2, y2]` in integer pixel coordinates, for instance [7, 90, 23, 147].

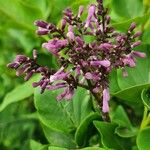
[78, 6, 84, 18]
[34, 20, 48, 28]
[133, 31, 142, 38]
[131, 41, 141, 48]
[129, 22, 136, 32]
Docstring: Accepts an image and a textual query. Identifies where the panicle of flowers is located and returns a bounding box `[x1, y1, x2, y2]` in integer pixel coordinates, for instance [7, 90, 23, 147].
[7, 0, 146, 114]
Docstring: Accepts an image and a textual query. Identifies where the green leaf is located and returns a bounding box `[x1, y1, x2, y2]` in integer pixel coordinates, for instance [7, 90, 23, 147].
[111, 0, 130, 18]
[113, 84, 149, 102]
[48, 146, 67, 150]
[112, 12, 150, 31]
[142, 25, 150, 44]
[30, 139, 48, 150]
[109, 69, 121, 94]
[42, 124, 76, 149]
[0, 75, 40, 112]
[34, 86, 93, 130]
[34, 88, 75, 133]
[137, 127, 150, 150]
[111, 0, 143, 19]
[34, 87, 93, 148]
[113, 46, 150, 102]
[80, 147, 105, 150]
[0, 0, 45, 31]
[20, 0, 49, 19]
[72, 87, 92, 126]
[94, 121, 131, 150]
[141, 89, 150, 110]
[111, 106, 132, 128]
[111, 106, 138, 138]
[75, 113, 100, 146]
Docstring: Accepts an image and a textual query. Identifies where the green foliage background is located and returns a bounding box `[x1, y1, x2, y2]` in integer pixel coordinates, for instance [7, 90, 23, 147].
[0, 0, 150, 150]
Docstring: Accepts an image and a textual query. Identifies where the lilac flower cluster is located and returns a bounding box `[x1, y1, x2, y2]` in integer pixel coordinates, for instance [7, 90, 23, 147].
[7, 0, 146, 114]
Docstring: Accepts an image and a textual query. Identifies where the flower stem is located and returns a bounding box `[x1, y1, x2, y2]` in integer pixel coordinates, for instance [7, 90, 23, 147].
[140, 106, 150, 129]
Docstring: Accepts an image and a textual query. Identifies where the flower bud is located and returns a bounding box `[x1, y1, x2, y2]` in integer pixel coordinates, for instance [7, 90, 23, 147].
[131, 41, 141, 48]
[34, 20, 48, 28]
[129, 22, 136, 32]
[78, 6, 84, 18]
[133, 31, 142, 38]
[132, 51, 146, 58]
[36, 28, 49, 35]
[61, 18, 67, 30]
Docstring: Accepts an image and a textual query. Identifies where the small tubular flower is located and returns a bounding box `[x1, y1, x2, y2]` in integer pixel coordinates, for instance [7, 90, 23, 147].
[85, 4, 96, 28]
[102, 88, 110, 113]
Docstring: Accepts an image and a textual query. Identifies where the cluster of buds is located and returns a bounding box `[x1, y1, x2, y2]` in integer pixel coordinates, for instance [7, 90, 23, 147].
[7, 0, 146, 114]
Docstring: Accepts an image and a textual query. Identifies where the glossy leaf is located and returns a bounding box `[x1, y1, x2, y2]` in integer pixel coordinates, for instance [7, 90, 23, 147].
[72, 87, 93, 126]
[34, 87, 93, 148]
[141, 89, 150, 110]
[42, 124, 76, 149]
[111, 106, 138, 138]
[94, 121, 131, 150]
[111, 106, 133, 128]
[137, 127, 150, 150]
[75, 113, 100, 146]
[34, 88, 75, 133]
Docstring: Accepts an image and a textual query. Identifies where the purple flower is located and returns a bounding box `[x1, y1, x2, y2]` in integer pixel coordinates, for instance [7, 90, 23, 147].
[47, 83, 67, 90]
[63, 8, 73, 18]
[75, 36, 84, 46]
[99, 43, 113, 51]
[129, 22, 136, 32]
[34, 20, 49, 28]
[15, 55, 28, 63]
[42, 39, 68, 56]
[133, 31, 142, 38]
[67, 25, 75, 41]
[7, 62, 20, 69]
[85, 72, 100, 81]
[50, 72, 69, 82]
[131, 41, 141, 48]
[102, 88, 110, 113]
[132, 51, 146, 58]
[75, 65, 81, 76]
[36, 28, 49, 35]
[24, 70, 35, 81]
[93, 86, 100, 93]
[78, 6, 84, 18]
[61, 18, 67, 30]
[122, 68, 128, 77]
[7, 0, 146, 116]
[57, 87, 74, 100]
[90, 60, 110, 67]
[122, 56, 136, 67]
[85, 4, 96, 28]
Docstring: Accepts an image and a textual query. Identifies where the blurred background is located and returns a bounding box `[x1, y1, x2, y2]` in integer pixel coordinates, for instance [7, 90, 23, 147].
[0, 0, 149, 149]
